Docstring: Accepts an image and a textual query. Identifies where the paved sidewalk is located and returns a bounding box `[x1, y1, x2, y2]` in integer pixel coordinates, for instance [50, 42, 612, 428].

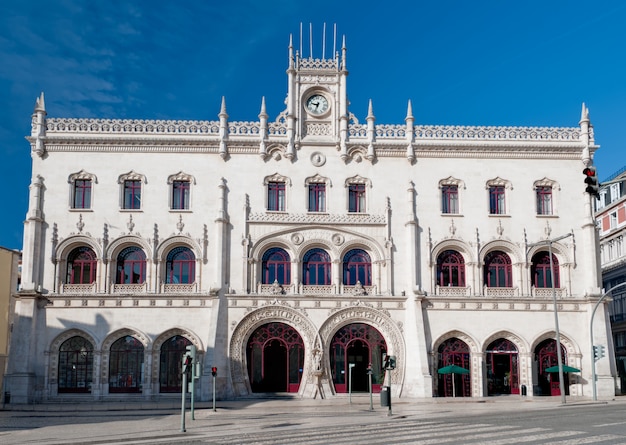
[0, 395, 618, 445]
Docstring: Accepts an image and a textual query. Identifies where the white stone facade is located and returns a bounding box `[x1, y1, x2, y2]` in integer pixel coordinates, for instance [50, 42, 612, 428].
[5, 35, 616, 404]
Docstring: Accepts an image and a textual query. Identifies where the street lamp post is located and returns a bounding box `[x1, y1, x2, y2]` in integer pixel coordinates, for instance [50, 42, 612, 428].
[590, 282, 625, 401]
[529, 232, 572, 405]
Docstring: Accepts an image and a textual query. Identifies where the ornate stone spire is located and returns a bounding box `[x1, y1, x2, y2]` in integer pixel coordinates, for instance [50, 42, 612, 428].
[31, 92, 47, 157]
[366, 99, 376, 161]
[580, 102, 591, 166]
[405, 100, 415, 163]
[259, 97, 268, 158]
[219, 96, 229, 159]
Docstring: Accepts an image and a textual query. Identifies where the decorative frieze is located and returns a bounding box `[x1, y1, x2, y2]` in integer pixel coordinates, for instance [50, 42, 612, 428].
[248, 212, 386, 224]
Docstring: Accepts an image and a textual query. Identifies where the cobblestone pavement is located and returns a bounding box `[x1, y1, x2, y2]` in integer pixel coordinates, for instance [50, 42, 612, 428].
[0, 395, 621, 445]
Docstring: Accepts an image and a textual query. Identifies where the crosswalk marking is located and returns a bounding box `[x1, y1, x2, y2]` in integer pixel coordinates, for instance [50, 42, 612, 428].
[206, 418, 626, 445]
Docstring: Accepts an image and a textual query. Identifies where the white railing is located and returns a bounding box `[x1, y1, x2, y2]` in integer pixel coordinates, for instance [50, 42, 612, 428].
[300, 284, 336, 295]
[532, 287, 567, 299]
[59, 283, 97, 294]
[435, 286, 472, 297]
[484, 287, 519, 298]
[160, 282, 198, 293]
[111, 282, 148, 294]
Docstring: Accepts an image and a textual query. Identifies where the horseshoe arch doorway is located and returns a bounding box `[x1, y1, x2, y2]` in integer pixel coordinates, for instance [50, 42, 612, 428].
[246, 322, 304, 393]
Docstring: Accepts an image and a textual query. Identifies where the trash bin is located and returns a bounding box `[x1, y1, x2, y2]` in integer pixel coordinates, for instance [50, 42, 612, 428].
[380, 386, 390, 407]
[4, 392, 10, 404]
[521, 385, 527, 396]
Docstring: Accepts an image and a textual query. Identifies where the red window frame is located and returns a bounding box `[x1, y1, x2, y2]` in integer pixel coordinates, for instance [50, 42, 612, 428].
[116, 246, 147, 284]
[262, 247, 291, 285]
[442, 185, 459, 214]
[536, 186, 553, 215]
[166, 246, 195, 284]
[172, 180, 190, 210]
[531, 251, 560, 288]
[348, 184, 366, 213]
[437, 338, 471, 397]
[308, 183, 326, 212]
[484, 250, 512, 287]
[489, 185, 505, 215]
[67, 246, 97, 284]
[267, 181, 286, 211]
[343, 249, 372, 286]
[123, 180, 142, 210]
[437, 250, 466, 287]
[73, 179, 92, 209]
[302, 248, 331, 285]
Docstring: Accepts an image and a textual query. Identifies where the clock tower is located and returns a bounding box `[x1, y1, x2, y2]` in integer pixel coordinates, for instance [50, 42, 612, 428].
[285, 28, 348, 153]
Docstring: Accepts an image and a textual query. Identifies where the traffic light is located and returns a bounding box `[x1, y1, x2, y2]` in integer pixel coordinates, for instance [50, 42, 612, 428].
[186, 345, 196, 361]
[211, 366, 217, 377]
[182, 345, 196, 374]
[183, 354, 193, 373]
[382, 353, 397, 370]
[593, 345, 606, 362]
[583, 166, 600, 199]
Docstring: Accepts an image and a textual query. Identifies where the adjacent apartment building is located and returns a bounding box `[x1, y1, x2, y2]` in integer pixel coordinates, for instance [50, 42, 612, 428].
[596, 167, 626, 393]
[0, 246, 20, 402]
[4, 32, 614, 404]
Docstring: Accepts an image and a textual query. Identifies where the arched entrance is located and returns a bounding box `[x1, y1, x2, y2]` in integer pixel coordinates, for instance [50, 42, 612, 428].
[246, 322, 304, 393]
[330, 323, 386, 393]
[486, 338, 519, 395]
[437, 337, 471, 397]
[535, 338, 569, 396]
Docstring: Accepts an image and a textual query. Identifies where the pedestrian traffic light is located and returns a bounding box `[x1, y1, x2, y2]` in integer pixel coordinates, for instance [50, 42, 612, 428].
[583, 166, 600, 199]
[186, 345, 196, 361]
[382, 353, 396, 370]
[183, 354, 193, 373]
[211, 366, 217, 377]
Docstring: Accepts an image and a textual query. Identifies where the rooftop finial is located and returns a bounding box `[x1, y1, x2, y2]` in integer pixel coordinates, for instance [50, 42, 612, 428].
[34, 92, 46, 113]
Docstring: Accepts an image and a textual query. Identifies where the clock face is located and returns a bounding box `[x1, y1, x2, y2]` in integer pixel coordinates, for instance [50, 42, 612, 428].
[306, 94, 329, 115]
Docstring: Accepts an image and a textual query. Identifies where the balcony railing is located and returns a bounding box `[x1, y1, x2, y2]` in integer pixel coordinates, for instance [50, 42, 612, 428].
[435, 286, 472, 297]
[59, 283, 97, 294]
[111, 282, 148, 294]
[484, 286, 519, 298]
[531, 287, 567, 299]
[160, 282, 198, 293]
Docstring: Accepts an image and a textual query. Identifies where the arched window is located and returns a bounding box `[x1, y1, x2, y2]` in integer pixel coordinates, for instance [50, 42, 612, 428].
[109, 335, 144, 393]
[531, 251, 560, 288]
[484, 250, 512, 287]
[436, 250, 466, 287]
[159, 335, 192, 393]
[66, 246, 97, 284]
[165, 246, 195, 284]
[343, 249, 371, 286]
[262, 248, 291, 285]
[116, 246, 147, 284]
[58, 336, 93, 393]
[302, 248, 331, 285]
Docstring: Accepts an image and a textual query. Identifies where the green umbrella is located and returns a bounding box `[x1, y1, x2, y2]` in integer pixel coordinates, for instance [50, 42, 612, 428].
[438, 365, 470, 397]
[438, 364, 470, 375]
[545, 365, 580, 373]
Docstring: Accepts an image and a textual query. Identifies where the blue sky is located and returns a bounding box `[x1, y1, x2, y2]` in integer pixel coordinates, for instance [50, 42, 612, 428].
[1, 1, 626, 250]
